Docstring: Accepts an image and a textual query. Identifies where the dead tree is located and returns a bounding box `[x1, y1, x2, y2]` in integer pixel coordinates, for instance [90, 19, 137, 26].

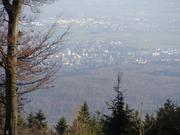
[133, 102, 154, 135]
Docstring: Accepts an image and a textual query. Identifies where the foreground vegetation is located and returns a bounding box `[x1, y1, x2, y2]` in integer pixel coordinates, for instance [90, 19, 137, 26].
[0, 75, 180, 135]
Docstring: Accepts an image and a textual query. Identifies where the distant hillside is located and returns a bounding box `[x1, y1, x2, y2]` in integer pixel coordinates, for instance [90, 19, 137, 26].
[25, 62, 180, 124]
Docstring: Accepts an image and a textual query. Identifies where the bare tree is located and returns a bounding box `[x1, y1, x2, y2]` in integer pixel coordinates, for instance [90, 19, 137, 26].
[0, 1, 68, 135]
[133, 102, 154, 135]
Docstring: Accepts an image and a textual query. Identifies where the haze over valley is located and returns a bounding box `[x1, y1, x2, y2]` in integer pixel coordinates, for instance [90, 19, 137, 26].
[24, 0, 180, 123]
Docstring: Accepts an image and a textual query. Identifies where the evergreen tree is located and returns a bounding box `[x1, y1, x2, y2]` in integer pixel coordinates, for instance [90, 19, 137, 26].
[143, 114, 156, 135]
[155, 99, 180, 135]
[27, 110, 48, 131]
[144, 99, 180, 135]
[78, 101, 90, 124]
[103, 73, 132, 135]
[55, 117, 68, 135]
[70, 101, 92, 135]
[34, 110, 48, 130]
[90, 111, 104, 135]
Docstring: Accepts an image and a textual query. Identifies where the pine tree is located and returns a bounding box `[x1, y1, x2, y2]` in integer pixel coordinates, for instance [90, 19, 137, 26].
[34, 110, 48, 130]
[27, 110, 48, 131]
[78, 101, 90, 124]
[103, 73, 132, 135]
[70, 101, 92, 135]
[90, 111, 104, 135]
[144, 99, 180, 135]
[155, 99, 180, 135]
[55, 117, 68, 135]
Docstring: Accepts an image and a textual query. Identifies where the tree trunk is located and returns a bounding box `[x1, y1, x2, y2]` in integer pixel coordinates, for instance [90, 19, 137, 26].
[3, 1, 22, 135]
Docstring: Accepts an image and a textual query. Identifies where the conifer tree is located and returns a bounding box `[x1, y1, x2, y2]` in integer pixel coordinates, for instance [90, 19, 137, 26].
[143, 114, 156, 135]
[153, 99, 180, 135]
[143, 99, 180, 135]
[90, 111, 104, 135]
[70, 101, 92, 135]
[103, 73, 132, 135]
[34, 110, 48, 130]
[78, 101, 90, 124]
[27, 110, 48, 131]
[55, 117, 68, 135]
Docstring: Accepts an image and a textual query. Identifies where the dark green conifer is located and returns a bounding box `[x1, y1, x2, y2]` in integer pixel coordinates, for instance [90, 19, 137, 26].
[27, 110, 47, 131]
[155, 99, 180, 135]
[103, 73, 132, 135]
[144, 99, 180, 135]
[78, 101, 90, 123]
[35, 110, 48, 129]
[143, 114, 156, 135]
[55, 117, 68, 135]
[70, 101, 92, 135]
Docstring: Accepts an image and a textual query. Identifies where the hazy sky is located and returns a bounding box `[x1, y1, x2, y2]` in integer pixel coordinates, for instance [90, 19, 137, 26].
[41, 0, 180, 19]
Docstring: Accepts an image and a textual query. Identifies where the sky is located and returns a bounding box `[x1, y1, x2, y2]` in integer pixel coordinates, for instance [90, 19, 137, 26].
[41, 0, 180, 19]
